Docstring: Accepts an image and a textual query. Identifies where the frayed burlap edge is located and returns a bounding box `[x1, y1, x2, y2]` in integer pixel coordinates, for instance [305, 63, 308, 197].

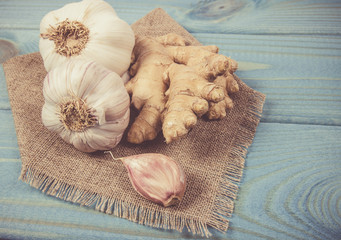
[19, 166, 211, 236]
[208, 90, 265, 232]
[17, 83, 265, 238]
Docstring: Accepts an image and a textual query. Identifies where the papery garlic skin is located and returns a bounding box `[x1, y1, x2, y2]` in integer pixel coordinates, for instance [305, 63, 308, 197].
[121, 153, 186, 207]
[42, 60, 130, 152]
[39, 0, 135, 77]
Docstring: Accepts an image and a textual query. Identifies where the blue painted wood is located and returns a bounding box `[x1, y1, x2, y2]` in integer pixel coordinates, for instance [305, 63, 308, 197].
[1, 121, 340, 239]
[1, 30, 340, 125]
[1, 0, 341, 239]
[193, 33, 341, 125]
[1, 0, 341, 34]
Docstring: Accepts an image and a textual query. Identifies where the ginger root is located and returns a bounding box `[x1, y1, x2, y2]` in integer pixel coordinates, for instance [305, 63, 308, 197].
[125, 33, 239, 144]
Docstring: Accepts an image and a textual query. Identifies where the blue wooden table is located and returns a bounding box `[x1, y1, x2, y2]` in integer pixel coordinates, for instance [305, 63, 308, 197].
[1, 1, 340, 239]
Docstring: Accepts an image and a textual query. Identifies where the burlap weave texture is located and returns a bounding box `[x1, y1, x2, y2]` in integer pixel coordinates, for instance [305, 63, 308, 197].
[3, 8, 265, 237]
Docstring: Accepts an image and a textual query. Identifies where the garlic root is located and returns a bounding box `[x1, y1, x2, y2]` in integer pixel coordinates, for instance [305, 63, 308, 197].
[41, 60, 130, 153]
[39, 0, 135, 76]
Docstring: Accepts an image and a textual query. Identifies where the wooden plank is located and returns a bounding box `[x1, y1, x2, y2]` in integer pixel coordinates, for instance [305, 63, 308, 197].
[0, 123, 340, 239]
[1, 30, 340, 125]
[231, 123, 341, 240]
[175, 0, 341, 35]
[1, 0, 341, 35]
[0, 110, 18, 148]
[0, 0, 193, 28]
[1, 0, 341, 239]
[193, 33, 341, 125]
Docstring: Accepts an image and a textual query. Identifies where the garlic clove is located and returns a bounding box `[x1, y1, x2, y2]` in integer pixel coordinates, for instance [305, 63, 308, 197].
[119, 153, 186, 207]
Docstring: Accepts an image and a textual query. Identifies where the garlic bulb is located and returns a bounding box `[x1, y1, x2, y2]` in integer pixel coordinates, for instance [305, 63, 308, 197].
[42, 60, 130, 152]
[39, 0, 135, 77]
[106, 152, 186, 207]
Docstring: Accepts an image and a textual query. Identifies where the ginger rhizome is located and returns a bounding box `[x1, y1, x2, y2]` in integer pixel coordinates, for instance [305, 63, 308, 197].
[125, 33, 239, 144]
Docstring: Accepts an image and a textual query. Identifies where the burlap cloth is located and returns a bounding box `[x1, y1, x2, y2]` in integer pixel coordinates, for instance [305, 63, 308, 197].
[3, 8, 265, 237]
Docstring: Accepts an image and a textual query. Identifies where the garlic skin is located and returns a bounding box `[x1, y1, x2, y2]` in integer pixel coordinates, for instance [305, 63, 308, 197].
[120, 153, 186, 207]
[39, 0, 135, 77]
[42, 60, 130, 152]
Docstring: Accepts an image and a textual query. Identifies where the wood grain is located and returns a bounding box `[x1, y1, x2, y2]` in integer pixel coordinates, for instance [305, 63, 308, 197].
[193, 33, 341, 126]
[0, 39, 19, 63]
[2, 29, 340, 125]
[1, 0, 340, 239]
